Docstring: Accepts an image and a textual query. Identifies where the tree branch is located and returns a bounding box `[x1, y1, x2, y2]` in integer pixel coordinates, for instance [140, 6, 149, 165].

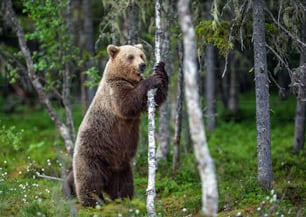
[5, 0, 74, 156]
[265, 7, 306, 48]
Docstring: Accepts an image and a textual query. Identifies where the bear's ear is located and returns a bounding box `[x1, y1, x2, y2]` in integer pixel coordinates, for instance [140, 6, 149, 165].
[107, 45, 120, 59]
[134, 44, 144, 51]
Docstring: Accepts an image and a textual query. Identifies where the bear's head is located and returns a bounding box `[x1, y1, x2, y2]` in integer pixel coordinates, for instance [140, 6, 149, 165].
[106, 44, 146, 82]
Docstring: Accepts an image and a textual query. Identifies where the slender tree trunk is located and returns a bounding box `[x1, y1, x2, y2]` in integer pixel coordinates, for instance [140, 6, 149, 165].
[252, 0, 273, 191]
[220, 69, 229, 109]
[82, 0, 95, 105]
[63, 0, 76, 142]
[146, 1, 161, 216]
[205, 44, 217, 131]
[201, 0, 217, 132]
[5, 0, 74, 156]
[293, 64, 306, 151]
[228, 51, 239, 115]
[172, 41, 184, 172]
[178, 0, 218, 216]
[293, 17, 306, 151]
[156, 0, 172, 163]
[126, 3, 138, 44]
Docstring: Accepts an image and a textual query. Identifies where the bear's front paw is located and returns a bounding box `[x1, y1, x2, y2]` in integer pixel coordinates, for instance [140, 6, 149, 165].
[147, 74, 163, 89]
[153, 61, 168, 85]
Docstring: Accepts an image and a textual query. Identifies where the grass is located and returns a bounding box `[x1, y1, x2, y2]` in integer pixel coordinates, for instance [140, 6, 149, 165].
[0, 92, 305, 216]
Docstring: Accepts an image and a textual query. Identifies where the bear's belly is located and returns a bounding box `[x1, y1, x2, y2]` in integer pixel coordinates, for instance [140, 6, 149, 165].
[76, 115, 140, 169]
[110, 118, 139, 158]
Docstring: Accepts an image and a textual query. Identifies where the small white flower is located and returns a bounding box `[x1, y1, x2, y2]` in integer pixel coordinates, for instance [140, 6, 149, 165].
[272, 194, 277, 201]
[182, 208, 187, 212]
[95, 204, 101, 210]
[135, 209, 140, 215]
[257, 207, 261, 211]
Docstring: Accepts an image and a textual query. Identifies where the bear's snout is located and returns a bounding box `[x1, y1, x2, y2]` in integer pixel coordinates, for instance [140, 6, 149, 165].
[139, 63, 146, 73]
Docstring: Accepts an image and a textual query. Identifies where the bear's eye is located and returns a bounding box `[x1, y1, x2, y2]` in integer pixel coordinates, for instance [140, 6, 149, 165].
[128, 55, 134, 61]
[140, 54, 145, 60]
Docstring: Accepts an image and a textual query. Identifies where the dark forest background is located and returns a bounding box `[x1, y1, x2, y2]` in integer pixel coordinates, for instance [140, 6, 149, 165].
[0, 0, 305, 216]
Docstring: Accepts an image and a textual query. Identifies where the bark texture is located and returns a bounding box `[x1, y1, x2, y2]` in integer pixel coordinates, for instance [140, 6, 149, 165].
[205, 44, 217, 131]
[156, 0, 173, 162]
[172, 41, 184, 172]
[126, 3, 138, 44]
[178, 0, 218, 216]
[202, 0, 217, 131]
[293, 64, 306, 151]
[146, 0, 161, 216]
[252, 0, 273, 191]
[82, 0, 95, 104]
[293, 18, 306, 152]
[146, 88, 157, 217]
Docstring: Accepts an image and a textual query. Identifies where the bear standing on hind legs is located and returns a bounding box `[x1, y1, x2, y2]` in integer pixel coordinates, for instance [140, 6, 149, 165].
[63, 44, 168, 207]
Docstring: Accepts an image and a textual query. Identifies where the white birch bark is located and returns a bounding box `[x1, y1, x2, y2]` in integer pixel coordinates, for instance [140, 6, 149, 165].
[146, 0, 161, 216]
[178, 0, 218, 216]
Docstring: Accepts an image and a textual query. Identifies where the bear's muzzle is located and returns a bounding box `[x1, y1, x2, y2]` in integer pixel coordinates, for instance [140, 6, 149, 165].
[139, 63, 146, 73]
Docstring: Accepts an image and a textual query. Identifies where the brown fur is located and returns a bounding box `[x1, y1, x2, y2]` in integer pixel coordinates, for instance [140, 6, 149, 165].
[64, 44, 168, 206]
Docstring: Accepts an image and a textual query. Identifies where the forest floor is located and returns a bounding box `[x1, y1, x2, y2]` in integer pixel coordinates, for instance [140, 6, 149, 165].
[0, 92, 305, 217]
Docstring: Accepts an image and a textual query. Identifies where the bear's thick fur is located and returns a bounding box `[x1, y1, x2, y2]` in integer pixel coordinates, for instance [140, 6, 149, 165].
[64, 44, 168, 206]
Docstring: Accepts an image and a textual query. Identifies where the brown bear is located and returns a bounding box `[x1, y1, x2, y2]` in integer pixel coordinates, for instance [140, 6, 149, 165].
[64, 44, 168, 207]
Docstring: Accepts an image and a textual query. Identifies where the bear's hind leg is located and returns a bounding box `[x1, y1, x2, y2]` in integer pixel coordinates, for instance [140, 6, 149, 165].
[63, 170, 76, 199]
[104, 165, 134, 200]
[75, 169, 106, 207]
[77, 181, 105, 207]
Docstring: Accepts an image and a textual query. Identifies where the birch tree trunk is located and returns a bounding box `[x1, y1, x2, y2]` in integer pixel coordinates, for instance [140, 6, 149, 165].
[146, 0, 161, 216]
[5, 0, 74, 156]
[178, 0, 218, 216]
[252, 0, 273, 191]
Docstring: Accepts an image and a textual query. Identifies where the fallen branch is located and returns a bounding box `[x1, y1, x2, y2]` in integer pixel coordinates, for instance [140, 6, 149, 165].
[36, 172, 63, 182]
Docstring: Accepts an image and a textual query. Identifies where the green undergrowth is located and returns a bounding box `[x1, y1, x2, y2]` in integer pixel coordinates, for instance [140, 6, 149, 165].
[0, 92, 305, 216]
